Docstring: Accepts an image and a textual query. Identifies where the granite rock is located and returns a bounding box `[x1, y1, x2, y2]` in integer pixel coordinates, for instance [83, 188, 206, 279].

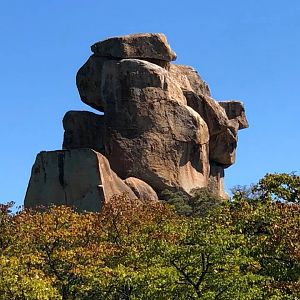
[25, 33, 249, 211]
[124, 177, 159, 201]
[91, 33, 176, 62]
[219, 100, 249, 130]
[24, 149, 137, 211]
[63, 110, 105, 154]
[74, 34, 249, 195]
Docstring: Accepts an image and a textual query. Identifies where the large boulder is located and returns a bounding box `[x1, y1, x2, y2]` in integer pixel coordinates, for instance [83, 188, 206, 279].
[219, 101, 248, 130]
[91, 33, 176, 62]
[183, 92, 239, 166]
[169, 64, 211, 97]
[62, 110, 105, 154]
[72, 32, 249, 197]
[124, 177, 159, 201]
[70, 59, 211, 194]
[77, 34, 177, 112]
[76, 55, 110, 112]
[25, 33, 249, 211]
[101, 59, 210, 194]
[24, 149, 137, 211]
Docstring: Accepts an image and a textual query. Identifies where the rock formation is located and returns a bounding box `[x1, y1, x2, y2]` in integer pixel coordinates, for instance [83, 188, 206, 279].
[25, 33, 248, 211]
[25, 149, 137, 211]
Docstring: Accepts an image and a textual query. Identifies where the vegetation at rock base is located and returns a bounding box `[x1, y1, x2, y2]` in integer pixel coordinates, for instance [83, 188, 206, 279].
[0, 173, 299, 299]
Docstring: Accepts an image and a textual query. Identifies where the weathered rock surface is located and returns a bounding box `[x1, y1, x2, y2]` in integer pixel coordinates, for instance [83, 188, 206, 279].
[219, 101, 248, 130]
[100, 59, 209, 194]
[76, 55, 111, 112]
[25, 33, 249, 211]
[77, 34, 177, 111]
[169, 64, 211, 97]
[91, 33, 176, 62]
[124, 177, 159, 201]
[183, 92, 237, 166]
[63, 110, 105, 154]
[24, 149, 137, 211]
[208, 163, 228, 199]
[73, 34, 248, 197]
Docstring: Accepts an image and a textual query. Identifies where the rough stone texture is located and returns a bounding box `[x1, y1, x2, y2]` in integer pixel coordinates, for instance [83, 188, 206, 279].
[208, 163, 228, 199]
[63, 110, 105, 154]
[24, 149, 137, 211]
[101, 59, 210, 194]
[124, 177, 159, 201]
[76, 55, 111, 112]
[219, 101, 248, 129]
[25, 33, 249, 211]
[76, 54, 247, 171]
[74, 33, 249, 197]
[91, 33, 176, 62]
[169, 64, 211, 97]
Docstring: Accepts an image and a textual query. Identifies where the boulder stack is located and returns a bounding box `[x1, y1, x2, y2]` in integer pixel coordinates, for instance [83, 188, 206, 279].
[25, 33, 248, 211]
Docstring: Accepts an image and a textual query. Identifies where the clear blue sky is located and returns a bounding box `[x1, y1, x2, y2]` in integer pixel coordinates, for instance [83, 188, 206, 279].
[1, 0, 299, 207]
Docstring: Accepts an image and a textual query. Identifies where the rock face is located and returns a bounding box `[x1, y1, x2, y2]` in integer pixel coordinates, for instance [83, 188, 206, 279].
[73, 33, 248, 196]
[24, 149, 138, 211]
[77, 33, 176, 111]
[25, 33, 248, 211]
[62, 110, 105, 154]
[91, 33, 176, 62]
[124, 177, 159, 202]
[100, 59, 210, 194]
[219, 101, 248, 130]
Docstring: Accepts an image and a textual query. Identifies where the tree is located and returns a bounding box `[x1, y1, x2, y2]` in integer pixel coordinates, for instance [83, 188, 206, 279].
[162, 187, 223, 217]
[0, 173, 299, 299]
[231, 174, 300, 298]
[253, 172, 300, 203]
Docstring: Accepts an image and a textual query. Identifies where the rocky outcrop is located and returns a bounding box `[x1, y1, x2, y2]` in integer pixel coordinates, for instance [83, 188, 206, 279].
[208, 163, 227, 199]
[25, 33, 248, 211]
[77, 33, 176, 111]
[219, 101, 248, 130]
[62, 110, 105, 154]
[73, 33, 248, 196]
[124, 177, 159, 202]
[99, 59, 209, 194]
[91, 33, 176, 62]
[76, 55, 109, 112]
[169, 64, 211, 97]
[24, 149, 138, 211]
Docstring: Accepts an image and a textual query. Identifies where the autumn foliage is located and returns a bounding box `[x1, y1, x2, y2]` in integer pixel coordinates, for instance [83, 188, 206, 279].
[0, 173, 299, 299]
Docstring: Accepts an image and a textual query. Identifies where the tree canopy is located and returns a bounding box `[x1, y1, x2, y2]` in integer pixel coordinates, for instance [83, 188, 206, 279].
[0, 173, 299, 299]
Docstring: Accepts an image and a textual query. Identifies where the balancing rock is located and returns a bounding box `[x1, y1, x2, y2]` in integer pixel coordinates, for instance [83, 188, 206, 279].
[25, 33, 248, 211]
[73, 33, 248, 196]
